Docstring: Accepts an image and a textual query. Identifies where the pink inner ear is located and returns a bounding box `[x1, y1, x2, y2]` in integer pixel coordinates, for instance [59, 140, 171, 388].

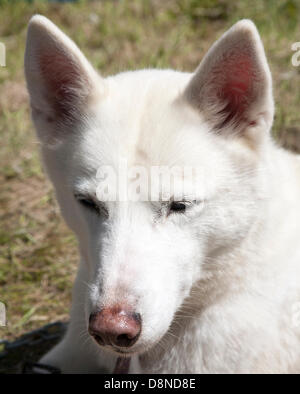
[213, 52, 257, 128]
[38, 52, 85, 119]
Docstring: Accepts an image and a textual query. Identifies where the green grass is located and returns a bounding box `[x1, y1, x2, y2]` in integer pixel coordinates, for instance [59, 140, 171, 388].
[0, 0, 300, 340]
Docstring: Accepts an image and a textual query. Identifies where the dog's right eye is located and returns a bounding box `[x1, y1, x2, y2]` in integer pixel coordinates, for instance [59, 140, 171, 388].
[74, 194, 107, 217]
[78, 198, 98, 211]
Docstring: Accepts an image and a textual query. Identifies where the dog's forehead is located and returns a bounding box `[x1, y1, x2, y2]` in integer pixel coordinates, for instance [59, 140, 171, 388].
[75, 69, 218, 174]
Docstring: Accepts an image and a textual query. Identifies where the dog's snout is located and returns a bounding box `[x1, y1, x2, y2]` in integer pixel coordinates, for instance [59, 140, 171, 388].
[88, 307, 141, 349]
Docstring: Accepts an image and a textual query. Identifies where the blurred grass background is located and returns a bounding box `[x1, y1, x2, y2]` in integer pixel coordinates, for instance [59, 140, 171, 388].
[0, 0, 300, 341]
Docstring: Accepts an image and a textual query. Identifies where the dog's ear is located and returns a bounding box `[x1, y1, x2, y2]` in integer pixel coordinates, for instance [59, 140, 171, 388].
[185, 20, 274, 140]
[25, 15, 102, 146]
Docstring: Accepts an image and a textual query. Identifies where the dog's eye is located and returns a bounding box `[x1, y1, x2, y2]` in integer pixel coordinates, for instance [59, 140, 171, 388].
[74, 194, 108, 217]
[78, 198, 98, 211]
[169, 201, 187, 214]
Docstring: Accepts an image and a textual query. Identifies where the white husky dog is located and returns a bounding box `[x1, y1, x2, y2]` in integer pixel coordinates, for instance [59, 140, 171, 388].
[25, 15, 300, 373]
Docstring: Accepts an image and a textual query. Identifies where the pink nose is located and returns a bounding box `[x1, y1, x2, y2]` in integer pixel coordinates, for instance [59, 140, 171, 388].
[88, 307, 141, 348]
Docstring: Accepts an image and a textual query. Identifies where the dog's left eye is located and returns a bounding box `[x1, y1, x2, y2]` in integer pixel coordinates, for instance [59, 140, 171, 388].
[169, 201, 187, 214]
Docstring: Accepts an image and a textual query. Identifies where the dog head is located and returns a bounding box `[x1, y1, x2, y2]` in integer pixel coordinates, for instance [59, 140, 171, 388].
[25, 16, 273, 355]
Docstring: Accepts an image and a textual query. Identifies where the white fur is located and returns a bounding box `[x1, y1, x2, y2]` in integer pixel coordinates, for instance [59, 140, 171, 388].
[25, 16, 300, 373]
